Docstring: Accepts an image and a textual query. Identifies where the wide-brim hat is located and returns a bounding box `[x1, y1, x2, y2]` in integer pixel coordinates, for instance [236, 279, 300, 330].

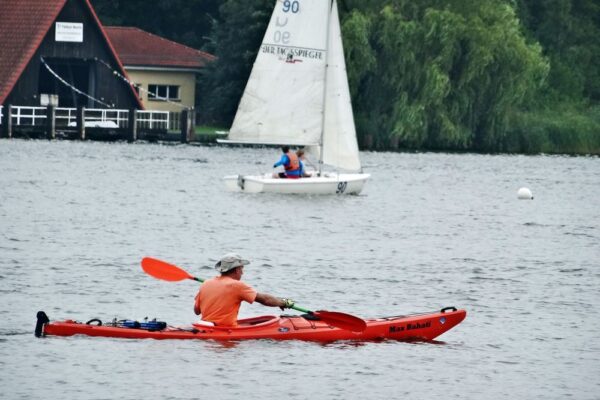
[215, 253, 250, 273]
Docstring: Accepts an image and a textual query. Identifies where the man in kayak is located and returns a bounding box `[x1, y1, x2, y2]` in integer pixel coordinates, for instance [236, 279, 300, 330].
[272, 145, 301, 178]
[193, 253, 294, 326]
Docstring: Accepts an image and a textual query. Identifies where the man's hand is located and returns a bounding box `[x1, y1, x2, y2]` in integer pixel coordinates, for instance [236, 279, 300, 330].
[280, 298, 295, 311]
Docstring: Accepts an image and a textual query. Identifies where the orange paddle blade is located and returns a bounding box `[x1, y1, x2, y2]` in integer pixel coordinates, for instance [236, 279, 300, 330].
[141, 257, 195, 282]
[313, 311, 367, 332]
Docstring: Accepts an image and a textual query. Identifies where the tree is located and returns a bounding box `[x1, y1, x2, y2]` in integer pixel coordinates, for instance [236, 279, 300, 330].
[516, 0, 600, 102]
[92, 0, 597, 152]
[346, 0, 549, 151]
[197, 0, 273, 124]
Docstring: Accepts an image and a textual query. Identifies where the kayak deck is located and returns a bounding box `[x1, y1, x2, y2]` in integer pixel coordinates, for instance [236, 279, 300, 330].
[36, 307, 466, 342]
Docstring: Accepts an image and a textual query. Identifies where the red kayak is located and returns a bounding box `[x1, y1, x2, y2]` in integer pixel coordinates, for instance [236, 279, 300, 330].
[36, 307, 466, 342]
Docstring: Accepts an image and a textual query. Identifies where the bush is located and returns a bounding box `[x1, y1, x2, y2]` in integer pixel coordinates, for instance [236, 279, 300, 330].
[506, 106, 600, 154]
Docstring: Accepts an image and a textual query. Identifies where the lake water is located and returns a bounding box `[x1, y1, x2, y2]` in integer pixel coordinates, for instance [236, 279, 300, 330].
[1, 139, 598, 399]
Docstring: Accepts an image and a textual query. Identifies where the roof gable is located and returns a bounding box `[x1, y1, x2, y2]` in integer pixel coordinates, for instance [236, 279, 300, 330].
[105, 27, 215, 70]
[0, 0, 142, 108]
[0, 0, 66, 104]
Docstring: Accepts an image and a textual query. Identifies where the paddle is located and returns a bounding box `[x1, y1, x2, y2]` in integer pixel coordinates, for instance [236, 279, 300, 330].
[140, 257, 366, 332]
[141, 257, 205, 283]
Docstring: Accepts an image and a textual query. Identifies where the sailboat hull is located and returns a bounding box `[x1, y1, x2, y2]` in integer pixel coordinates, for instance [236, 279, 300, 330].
[224, 173, 369, 195]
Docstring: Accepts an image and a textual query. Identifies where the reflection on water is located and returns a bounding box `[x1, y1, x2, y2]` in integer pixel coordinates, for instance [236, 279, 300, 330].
[0, 140, 599, 399]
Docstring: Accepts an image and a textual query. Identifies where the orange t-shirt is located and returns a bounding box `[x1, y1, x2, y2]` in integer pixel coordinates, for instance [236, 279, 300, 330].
[194, 276, 257, 326]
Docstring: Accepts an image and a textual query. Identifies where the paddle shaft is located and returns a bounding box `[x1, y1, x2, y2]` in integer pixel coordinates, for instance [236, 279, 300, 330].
[290, 304, 312, 314]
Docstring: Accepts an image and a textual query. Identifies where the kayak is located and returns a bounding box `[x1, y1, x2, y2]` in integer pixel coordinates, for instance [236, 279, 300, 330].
[35, 307, 466, 342]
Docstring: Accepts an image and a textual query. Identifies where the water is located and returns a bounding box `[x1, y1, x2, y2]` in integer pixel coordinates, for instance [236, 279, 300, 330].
[1, 140, 598, 399]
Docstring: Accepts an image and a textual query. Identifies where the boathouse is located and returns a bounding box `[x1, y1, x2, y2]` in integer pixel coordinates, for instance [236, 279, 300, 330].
[105, 27, 215, 113]
[0, 0, 141, 109]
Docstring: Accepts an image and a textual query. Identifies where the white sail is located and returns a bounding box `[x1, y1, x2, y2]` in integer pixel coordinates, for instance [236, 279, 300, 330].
[321, 0, 362, 171]
[222, 0, 369, 194]
[228, 0, 329, 146]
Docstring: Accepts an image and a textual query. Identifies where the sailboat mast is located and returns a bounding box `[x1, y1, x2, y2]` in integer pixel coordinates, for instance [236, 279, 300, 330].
[318, 0, 334, 176]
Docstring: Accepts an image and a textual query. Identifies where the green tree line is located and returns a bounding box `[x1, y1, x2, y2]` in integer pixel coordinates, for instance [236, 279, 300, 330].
[92, 0, 600, 155]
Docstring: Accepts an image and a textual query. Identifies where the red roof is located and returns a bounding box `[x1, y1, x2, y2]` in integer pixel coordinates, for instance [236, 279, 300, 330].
[0, 0, 65, 104]
[0, 0, 142, 108]
[105, 27, 215, 69]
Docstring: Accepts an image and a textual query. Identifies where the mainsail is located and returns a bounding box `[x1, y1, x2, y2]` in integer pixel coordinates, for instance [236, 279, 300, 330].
[227, 0, 362, 172]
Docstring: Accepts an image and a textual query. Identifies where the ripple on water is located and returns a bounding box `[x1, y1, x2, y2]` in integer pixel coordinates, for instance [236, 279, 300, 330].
[1, 142, 599, 399]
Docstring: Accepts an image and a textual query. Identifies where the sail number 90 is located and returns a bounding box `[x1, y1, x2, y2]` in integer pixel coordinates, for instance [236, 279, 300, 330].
[282, 0, 299, 13]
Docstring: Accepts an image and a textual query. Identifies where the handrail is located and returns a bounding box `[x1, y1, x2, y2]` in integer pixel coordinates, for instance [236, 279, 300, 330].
[0, 105, 174, 130]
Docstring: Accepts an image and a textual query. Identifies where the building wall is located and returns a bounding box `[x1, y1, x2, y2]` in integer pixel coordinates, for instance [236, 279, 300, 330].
[126, 69, 196, 112]
[6, 0, 138, 109]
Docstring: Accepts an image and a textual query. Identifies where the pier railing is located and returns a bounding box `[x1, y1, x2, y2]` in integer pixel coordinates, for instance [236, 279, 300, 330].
[0, 105, 195, 142]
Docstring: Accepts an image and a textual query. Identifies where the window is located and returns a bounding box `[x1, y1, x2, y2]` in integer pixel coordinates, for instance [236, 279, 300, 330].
[148, 84, 180, 101]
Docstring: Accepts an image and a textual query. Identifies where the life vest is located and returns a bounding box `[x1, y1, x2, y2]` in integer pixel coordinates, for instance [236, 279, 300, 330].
[284, 152, 300, 172]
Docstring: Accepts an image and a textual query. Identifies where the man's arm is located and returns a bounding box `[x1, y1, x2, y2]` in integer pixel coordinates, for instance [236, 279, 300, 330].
[255, 293, 293, 309]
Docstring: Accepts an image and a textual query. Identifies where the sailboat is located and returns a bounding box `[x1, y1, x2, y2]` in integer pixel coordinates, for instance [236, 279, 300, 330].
[220, 0, 370, 195]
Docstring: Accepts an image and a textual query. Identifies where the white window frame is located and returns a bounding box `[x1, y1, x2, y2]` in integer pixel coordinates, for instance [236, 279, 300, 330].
[148, 84, 180, 102]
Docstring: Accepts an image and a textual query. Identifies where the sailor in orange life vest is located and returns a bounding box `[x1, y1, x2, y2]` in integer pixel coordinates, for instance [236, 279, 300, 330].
[194, 253, 295, 326]
[272, 145, 302, 178]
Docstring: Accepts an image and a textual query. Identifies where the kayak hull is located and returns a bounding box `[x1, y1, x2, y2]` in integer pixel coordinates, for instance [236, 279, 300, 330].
[37, 308, 466, 342]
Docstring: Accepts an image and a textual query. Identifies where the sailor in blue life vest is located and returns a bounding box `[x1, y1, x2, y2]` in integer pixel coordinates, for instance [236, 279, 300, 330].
[296, 149, 313, 177]
[272, 145, 301, 179]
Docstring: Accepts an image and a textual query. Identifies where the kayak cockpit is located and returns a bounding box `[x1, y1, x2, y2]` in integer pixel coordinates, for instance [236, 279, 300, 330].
[193, 315, 279, 331]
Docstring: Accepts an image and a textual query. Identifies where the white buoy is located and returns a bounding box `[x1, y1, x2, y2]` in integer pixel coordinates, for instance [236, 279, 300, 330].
[517, 187, 533, 200]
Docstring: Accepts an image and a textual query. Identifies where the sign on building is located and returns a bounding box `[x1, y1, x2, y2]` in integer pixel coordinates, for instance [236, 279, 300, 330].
[55, 22, 83, 42]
